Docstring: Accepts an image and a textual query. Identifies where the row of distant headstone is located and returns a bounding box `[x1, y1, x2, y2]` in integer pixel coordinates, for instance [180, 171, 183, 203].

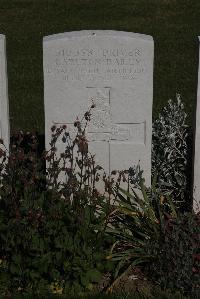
[0, 31, 200, 212]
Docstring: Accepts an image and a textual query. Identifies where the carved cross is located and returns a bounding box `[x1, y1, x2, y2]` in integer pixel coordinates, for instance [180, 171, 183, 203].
[54, 87, 145, 173]
[86, 87, 145, 144]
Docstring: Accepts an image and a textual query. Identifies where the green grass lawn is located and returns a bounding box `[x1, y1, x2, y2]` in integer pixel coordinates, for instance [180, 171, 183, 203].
[8, 292, 193, 299]
[0, 0, 200, 132]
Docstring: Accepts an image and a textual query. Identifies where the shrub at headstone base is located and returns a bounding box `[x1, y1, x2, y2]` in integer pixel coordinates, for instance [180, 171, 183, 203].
[145, 212, 200, 293]
[103, 167, 199, 295]
[152, 95, 189, 208]
[0, 124, 116, 296]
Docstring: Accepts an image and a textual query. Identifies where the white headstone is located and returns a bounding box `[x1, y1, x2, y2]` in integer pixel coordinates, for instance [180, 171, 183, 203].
[0, 35, 9, 151]
[193, 37, 200, 213]
[43, 30, 154, 185]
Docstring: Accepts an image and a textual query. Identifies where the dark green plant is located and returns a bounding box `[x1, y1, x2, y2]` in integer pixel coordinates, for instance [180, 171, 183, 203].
[105, 166, 200, 295]
[144, 212, 200, 293]
[0, 107, 116, 296]
[105, 166, 178, 293]
[152, 95, 189, 207]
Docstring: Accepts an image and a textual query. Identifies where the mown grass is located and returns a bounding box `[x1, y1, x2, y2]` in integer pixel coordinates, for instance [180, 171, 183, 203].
[0, 0, 200, 132]
[6, 291, 193, 299]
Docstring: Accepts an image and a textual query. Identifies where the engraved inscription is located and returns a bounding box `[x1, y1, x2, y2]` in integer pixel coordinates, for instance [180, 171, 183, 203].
[45, 47, 145, 82]
[53, 87, 145, 145]
[87, 87, 145, 144]
[53, 121, 145, 144]
[88, 123, 145, 144]
[87, 87, 111, 132]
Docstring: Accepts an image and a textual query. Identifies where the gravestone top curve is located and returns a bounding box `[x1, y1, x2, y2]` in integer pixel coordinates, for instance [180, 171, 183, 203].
[43, 30, 153, 42]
